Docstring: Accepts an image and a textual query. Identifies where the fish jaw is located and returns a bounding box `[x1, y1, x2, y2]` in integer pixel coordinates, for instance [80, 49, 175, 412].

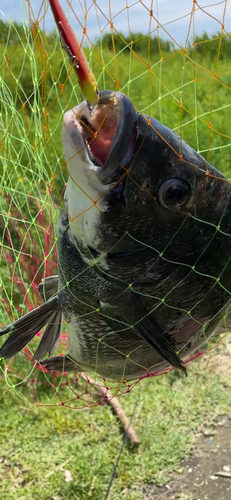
[62, 101, 111, 249]
[61, 91, 138, 251]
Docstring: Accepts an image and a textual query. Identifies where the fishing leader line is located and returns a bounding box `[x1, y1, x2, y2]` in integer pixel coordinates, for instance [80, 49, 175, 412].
[103, 394, 141, 500]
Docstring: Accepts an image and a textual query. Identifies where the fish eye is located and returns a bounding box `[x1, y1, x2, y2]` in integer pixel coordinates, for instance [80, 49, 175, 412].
[158, 178, 191, 210]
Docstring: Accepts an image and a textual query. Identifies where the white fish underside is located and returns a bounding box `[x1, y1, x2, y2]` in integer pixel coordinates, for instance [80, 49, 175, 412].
[62, 102, 111, 255]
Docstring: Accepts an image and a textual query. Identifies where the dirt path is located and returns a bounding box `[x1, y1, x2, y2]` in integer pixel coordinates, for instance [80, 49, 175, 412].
[146, 340, 231, 500]
[146, 418, 231, 500]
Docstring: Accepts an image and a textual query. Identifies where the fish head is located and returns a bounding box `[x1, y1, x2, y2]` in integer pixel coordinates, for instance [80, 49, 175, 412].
[62, 90, 231, 282]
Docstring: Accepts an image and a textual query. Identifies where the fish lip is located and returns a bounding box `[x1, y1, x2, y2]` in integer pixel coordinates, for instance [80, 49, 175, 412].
[97, 91, 138, 184]
[72, 90, 138, 185]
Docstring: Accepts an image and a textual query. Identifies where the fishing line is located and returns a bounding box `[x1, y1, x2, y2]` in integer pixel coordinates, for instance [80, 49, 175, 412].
[103, 394, 140, 500]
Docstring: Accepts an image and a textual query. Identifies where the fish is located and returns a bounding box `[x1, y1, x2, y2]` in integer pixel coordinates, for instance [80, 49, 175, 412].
[1, 89, 231, 381]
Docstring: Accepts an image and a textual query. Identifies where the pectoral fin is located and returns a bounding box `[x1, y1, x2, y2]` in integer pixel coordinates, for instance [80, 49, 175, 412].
[132, 295, 186, 374]
[103, 294, 186, 374]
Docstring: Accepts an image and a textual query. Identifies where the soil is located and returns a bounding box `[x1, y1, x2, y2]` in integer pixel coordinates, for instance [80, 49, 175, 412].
[145, 340, 231, 500]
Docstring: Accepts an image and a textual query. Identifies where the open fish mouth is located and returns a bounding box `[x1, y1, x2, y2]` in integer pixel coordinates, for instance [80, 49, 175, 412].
[66, 90, 138, 185]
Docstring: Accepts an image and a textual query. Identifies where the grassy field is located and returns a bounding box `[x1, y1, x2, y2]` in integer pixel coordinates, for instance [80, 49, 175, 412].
[1, 22, 231, 500]
[0, 347, 231, 500]
[1, 25, 231, 194]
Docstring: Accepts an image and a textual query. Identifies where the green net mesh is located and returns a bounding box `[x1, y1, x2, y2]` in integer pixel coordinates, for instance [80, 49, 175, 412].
[0, 0, 231, 409]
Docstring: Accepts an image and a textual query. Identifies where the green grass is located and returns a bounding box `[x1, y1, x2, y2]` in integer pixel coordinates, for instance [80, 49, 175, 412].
[1, 24, 231, 198]
[0, 357, 230, 500]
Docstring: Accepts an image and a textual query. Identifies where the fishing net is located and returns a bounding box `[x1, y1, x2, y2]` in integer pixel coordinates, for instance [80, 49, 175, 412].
[0, 0, 231, 409]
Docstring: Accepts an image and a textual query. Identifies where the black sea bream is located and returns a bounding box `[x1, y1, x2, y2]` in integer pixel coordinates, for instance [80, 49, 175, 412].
[1, 91, 231, 380]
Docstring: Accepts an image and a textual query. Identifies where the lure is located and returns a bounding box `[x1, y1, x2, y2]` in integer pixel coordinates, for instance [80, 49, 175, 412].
[49, 0, 99, 104]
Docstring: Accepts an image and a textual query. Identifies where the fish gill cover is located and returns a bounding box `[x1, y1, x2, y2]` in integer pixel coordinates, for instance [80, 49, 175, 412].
[0, 0, 231, 409]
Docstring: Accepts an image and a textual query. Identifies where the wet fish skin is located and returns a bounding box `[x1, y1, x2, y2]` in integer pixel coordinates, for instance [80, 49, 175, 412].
[1, 91, 231, 380]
